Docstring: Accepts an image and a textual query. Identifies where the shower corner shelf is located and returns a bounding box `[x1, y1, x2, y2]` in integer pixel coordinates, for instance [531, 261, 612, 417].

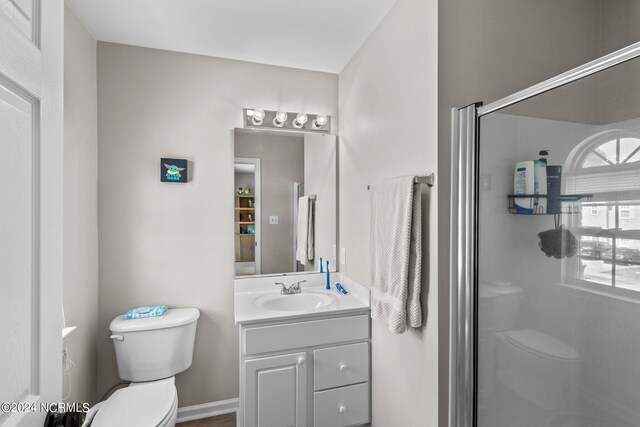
[507, 194, 593, 215]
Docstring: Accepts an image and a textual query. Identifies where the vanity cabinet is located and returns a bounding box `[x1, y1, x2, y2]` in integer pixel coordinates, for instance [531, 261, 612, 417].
[239, 314, 371, 427]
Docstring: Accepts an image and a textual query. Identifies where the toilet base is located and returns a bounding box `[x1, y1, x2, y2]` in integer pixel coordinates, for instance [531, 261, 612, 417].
[162, 397, 178, 427]
[88, 378, 178, 427]
[494, 331, 580, 412]
[497, 366, 565, 411]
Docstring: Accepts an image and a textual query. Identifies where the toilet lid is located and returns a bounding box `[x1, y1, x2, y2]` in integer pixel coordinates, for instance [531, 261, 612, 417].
[92, 381, 177, 427]
[503, 329, 580, 361]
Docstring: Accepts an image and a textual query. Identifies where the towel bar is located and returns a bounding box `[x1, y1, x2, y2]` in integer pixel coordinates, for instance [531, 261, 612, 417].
[367, 173, 434, 190]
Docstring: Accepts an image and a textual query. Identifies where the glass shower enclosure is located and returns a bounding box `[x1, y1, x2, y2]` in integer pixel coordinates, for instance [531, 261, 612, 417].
[451, 43, 640, 427]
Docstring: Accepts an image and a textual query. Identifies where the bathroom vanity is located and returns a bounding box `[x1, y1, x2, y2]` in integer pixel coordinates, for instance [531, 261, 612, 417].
[235, 273, 371, 427]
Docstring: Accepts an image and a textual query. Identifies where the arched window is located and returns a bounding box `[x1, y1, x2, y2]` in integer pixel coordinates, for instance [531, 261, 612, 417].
[566, 130, 640, 292]
[567, 129, 640, 166]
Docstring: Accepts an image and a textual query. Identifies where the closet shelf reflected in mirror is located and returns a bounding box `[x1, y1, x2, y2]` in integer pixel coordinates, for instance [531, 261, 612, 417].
[235, 194, 256, 266]
[235, 195, 255, 224]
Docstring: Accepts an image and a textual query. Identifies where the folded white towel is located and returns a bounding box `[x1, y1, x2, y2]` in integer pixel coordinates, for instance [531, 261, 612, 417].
[296, 196, 315, 265]
[370, 176, 422, 334]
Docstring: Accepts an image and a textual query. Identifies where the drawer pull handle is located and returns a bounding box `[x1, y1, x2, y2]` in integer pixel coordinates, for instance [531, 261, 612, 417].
[297, 357, 306, 365]
[339, 364, 348, 372]
[339, 406, 347, 414]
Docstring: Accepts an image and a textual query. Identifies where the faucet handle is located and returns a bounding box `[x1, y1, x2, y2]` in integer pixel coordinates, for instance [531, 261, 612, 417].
[291, 280, 306, 291]
[275, 282, 287, 291]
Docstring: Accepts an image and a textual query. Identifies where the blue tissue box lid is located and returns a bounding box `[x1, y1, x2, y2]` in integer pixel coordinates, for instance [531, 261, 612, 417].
[124, 305, 169, 319]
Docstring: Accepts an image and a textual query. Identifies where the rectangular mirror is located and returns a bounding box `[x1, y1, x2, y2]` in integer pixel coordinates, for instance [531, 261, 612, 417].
[233, 129, 337, 277]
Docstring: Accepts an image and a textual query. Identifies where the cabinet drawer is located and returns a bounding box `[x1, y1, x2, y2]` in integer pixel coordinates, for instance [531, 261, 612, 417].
[314, 383, 369, 427]
[243, 314, 369, 356]
[314, 342, 369, 391]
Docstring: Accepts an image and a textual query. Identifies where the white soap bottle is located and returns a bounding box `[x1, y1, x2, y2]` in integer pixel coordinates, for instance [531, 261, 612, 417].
[514, 161, 535, 213]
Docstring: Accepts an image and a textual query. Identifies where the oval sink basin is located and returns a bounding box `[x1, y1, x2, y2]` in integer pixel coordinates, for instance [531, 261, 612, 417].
[254, 291, 338, 312]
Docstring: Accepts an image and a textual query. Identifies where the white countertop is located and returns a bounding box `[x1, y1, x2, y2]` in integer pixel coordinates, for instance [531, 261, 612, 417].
[234, 272, 370, 325]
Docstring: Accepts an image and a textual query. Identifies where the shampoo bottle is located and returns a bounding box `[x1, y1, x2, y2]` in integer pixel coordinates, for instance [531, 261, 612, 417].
[514, 161, 535, 213]
[546, 165, 562, 214]
[533, 159, 548, 214]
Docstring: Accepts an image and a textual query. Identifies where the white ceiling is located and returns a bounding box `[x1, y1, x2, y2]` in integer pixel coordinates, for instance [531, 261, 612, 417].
[66, 0, 398, 73]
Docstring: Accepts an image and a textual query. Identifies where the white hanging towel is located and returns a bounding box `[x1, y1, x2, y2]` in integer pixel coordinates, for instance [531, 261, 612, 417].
[296, 196, 315, 265]
[370, 176, 422, 334]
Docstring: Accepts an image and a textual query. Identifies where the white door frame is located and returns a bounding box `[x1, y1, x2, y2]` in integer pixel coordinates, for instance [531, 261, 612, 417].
[0, 0, 64, 425]
[235, 157, 261, 275]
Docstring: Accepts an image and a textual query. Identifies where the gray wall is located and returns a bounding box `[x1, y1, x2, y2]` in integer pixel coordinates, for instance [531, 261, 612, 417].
[597, 1, 640, 124]
[63, 4, 99, 405]
[339, 0, 439, 425]
[234, 132, 304, 275]
[96, 43, 338, 406]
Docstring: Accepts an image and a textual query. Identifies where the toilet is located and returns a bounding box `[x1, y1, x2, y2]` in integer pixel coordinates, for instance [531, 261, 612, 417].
[479, 281, 580, 411]
[88, 308, 200, 427]
[494, 328, 580, 410]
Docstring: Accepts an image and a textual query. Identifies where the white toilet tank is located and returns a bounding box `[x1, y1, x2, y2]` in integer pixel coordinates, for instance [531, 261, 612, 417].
[478, 281, 522, 331]
[109, 308, 200, 382]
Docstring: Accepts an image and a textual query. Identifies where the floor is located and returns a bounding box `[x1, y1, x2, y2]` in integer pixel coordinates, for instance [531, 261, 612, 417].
[177, 413, 236, 427]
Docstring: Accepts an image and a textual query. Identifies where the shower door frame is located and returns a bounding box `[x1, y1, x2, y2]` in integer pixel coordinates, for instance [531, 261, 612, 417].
[449, 40, 640, 427]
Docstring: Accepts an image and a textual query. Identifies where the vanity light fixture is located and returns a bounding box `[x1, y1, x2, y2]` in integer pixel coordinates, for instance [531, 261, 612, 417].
[312, 115, 328, 129]
[273, 111, 288, 127]
[250, 109, 265, 126]
[243, 109, 330, 133]
[292, 113, 308, 129]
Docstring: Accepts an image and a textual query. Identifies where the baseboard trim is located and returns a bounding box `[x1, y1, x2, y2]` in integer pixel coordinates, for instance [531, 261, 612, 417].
[176, 398, 239, 423]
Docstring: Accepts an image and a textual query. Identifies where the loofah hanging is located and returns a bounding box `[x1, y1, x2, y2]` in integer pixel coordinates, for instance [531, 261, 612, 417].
[537, 226, 578, 259]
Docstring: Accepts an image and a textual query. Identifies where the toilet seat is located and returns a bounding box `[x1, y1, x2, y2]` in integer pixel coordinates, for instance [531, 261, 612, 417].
[502, 329, 579, 361]
[92, 379, 177, 427]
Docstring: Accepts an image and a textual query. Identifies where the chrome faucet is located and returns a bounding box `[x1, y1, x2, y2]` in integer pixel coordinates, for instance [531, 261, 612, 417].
[275, 280, 306, 295]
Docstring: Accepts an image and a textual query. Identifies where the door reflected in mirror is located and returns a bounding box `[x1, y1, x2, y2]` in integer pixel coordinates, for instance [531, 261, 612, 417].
[233, 129, 336, 277]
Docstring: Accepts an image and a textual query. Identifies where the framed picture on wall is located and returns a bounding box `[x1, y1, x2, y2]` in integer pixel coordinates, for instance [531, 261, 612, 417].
[161, 158, 188, 183]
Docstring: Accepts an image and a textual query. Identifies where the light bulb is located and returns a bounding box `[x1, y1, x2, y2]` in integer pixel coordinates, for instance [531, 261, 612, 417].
[292, 113, 308, 128]
[273, 111, 288, 127]
[296, 113, 308, 124]
[251, 109, 265, 126]
[312, 115, 328, 129]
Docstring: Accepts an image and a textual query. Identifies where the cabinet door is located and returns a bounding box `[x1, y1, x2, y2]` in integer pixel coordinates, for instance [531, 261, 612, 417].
[244, 352, 308, 427]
